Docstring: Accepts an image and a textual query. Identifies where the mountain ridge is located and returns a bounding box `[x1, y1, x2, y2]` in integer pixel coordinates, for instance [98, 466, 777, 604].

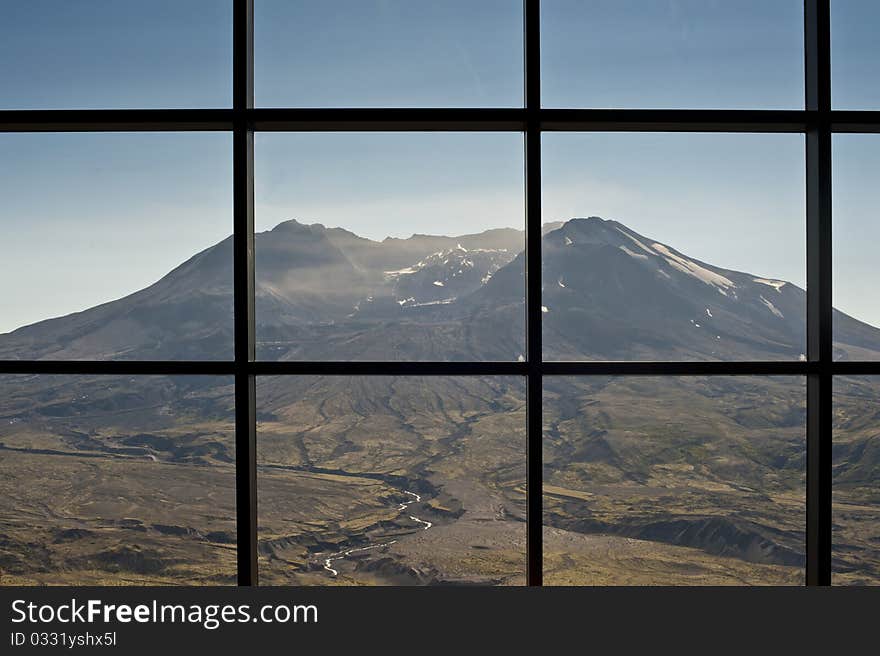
[2, 216, 879, 362]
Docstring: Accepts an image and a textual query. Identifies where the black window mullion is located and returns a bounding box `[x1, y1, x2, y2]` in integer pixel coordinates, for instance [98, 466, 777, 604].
[524, 0, 543, 587]
[805, 0, 833, 587]
[233, 0, 257, 587]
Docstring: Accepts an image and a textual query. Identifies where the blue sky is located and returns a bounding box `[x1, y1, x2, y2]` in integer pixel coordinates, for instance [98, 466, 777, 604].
[542, 0, 804, 109]
[1, 1, 878, 332]
[833, 135, 880, 328]
[256, 0, 523, 107]
[0, 133, 233, 334]
[0, 1, 232, 109]
[255, 132, 525, 239]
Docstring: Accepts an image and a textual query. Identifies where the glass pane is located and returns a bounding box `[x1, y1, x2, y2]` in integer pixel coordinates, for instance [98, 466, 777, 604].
[254, 132, 525, 361]
[832, 0, 880, 109]
[255, 0, 523, 107]
[542, 132, 805, 361]
[0, 133, 233, 360]
[543, 376, 806, 585]
[0, 375, 235, 585]
[833, 376, 880, 585]
[833, 135, 880, 360]
[541, 0, 803, 109]
[257, 376, 526, 585]
[0, 1, 231, 109]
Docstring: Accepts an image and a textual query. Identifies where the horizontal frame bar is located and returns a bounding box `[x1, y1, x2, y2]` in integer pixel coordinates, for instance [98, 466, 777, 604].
[0, 361, 237, 376]
[3, 108, 880, 133]
[0, 109, 235, 132]
[250, 108, 526, 131]
[539, 109, 811, 132]
[831, 111, 880, 133]
[252, 361, 526, 376]
[3, 359, 880, 377]
[541, 361, 819, 376]
[831, 361, 880, 376]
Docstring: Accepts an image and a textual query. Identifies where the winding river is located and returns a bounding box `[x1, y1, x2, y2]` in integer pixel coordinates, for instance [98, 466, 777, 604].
[321, 490, 432, 577]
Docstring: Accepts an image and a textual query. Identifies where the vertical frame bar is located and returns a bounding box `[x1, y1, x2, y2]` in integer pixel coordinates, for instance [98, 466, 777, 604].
[524, 0, 543, 586]
[805, 0, 832, 586]
[234, 0, 258, 586]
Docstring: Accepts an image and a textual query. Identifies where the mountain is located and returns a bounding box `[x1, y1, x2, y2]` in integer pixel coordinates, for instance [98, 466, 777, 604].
[543, 218, 880, 361]
[5, 216, 878, 362]
[542, 218, 812, 360]
[1, 216, 879, 586]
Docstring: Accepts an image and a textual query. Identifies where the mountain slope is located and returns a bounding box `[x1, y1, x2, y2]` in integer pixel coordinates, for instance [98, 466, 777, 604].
[542, 218, 808, 360]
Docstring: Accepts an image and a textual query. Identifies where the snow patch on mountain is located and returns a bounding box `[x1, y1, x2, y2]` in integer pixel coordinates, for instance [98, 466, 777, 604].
[615, 227, 656, 256]
[384, 245, 517, 307]
[753, 278, 786, 292]
[760, 295, 785, 319]
[408, 298, 456, 307]
[384, 266, 418, 276]
[619, 245, 649, 260]
[651, 243, 736, 294]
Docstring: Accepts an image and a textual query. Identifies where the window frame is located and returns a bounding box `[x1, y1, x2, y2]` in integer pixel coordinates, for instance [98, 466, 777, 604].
[0, 0, 875, 586]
